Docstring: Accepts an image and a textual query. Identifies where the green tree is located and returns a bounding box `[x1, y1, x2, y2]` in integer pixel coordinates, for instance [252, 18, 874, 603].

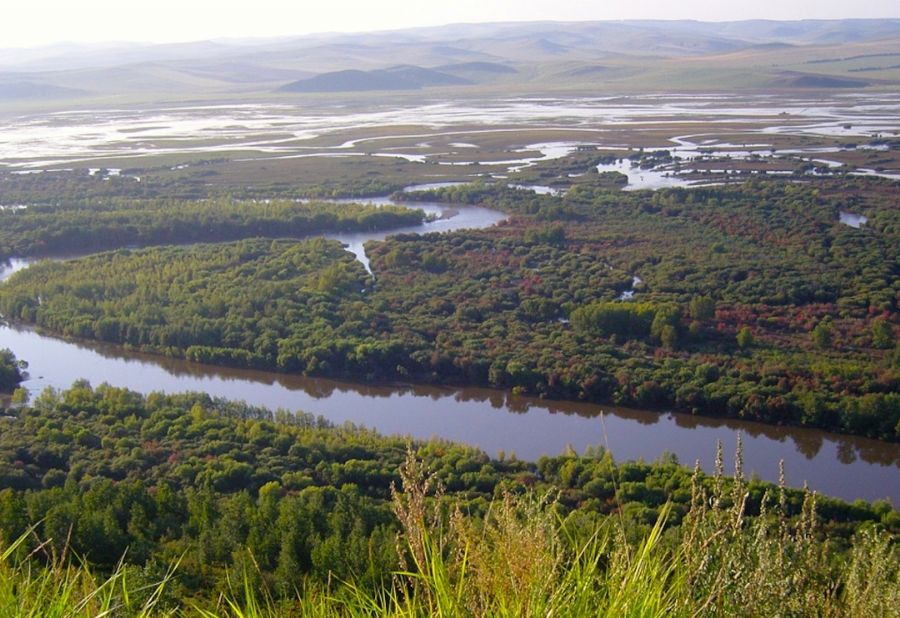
[736, 326, 754, 349]
[0, 349, 25, 392]
[871, 318, 894, 349]
[650, 305, 680, 343]
[812, 320, 834, 350]
[10, 388, 29, 405]
[660, 325, 678, 350]
[688, 295, 715, 322]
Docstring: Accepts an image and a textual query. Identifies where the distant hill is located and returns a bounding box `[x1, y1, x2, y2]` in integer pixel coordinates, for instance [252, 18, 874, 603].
[429, 45, 487, 59]
[749, 42, 797, 51]
[279, 65, 471, 92]
[177, 61, 309, 84]
[437, 62, 518, 75]
[0, 81, 87, 100]
[562, 65, 612, 77]
[534, 38, 570, 55]
[1, 19, 899, 102]
[0, 40, 232, 73]
[773, 72, 871, 88]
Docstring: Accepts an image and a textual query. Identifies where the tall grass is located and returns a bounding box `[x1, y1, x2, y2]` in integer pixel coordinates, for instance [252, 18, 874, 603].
[0, 525, 175, 617]
[0, 446, 896, 616]
[372, 444, 897, 617]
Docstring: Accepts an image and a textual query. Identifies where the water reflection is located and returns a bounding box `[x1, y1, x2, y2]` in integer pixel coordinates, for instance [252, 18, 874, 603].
[6, 94, 900, 171]
[1, 323, 897, 503]
[838, 211, 868, 228]
[0, 258, 34, 282]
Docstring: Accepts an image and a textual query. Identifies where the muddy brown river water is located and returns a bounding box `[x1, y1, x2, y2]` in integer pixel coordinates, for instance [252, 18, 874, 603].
[1, 322, 897, 504]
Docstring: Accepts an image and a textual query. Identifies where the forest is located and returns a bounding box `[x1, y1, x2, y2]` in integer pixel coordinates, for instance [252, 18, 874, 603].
[0, 198, 423, 260]
[2, 177, 897, 440]
[0, 383, 896, 614]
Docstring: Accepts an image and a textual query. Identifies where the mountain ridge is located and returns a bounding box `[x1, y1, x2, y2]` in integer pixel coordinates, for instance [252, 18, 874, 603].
[1, 19, 898, 103]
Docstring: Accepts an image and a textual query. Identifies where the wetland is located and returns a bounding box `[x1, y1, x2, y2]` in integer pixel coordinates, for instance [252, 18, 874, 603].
[1, 92, 898, 505]
[2, 19, 900, 612]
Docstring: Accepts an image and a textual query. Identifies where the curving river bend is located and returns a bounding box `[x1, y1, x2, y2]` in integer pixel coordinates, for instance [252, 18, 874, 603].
[0, 192, 898, 504]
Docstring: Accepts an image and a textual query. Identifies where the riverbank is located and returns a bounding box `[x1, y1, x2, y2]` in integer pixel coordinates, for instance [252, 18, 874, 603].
[2, 322, 897, 502]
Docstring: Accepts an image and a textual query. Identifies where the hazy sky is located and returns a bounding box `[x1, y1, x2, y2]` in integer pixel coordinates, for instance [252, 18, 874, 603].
[5, 0, 900, 48]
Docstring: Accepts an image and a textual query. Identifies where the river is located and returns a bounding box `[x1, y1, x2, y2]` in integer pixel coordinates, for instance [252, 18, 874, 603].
[0, 189, 507, 279]
[0, 190, 897, 504]
[327, 188, 506, 273]
[0, 322, 897, 503]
